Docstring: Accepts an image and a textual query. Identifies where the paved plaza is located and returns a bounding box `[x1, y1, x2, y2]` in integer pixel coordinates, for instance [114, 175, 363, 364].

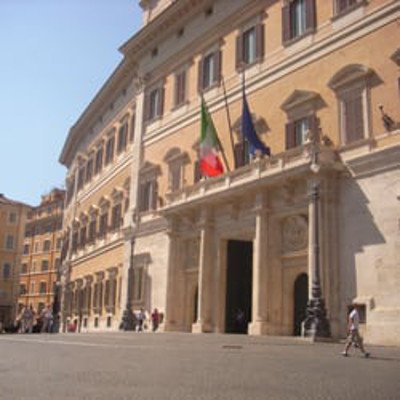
[0, 332, 399, 400]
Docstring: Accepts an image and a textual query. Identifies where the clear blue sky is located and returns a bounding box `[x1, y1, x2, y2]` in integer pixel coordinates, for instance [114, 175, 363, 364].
[0, 0, 141, 206]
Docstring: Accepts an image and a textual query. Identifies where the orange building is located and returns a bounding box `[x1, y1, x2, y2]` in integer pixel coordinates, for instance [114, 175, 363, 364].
[0, 194, 31, 327]
[18, 189, 65, 317]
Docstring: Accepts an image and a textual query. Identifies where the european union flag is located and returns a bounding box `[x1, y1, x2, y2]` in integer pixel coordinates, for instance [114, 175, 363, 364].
[241, 91, 270, 156]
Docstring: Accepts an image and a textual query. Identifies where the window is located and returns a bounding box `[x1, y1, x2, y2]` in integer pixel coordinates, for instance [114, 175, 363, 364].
[41, 260, 49, 272]
[328, 64, 371, 145]
[20, 284, 27, 295]
[285, 116, 314, 149]
[88, 219, 97, 243]
[72, 231, 79, 253]
[111, 204, 122, 231]
[236, 24, 264, 68]
[335, 0, 361, 15]
[117, 121, 128, 153]
[132, 267, 144, 302]
[234, 140, 250, 168]
[129, 115, 135, 142]
[21, 263, 28, 274]
[8, 212, 17, 224]
[174, 70, 187, 107]
[99, 213, 108, 237]
[79, 226, 87, 248]
[43, 240, 51, 252]
[105, 135, 115, 165]
[282, 0, 316, 43]
[146, 87, 164, 121]
[164, 148, 188, 192]
[198, 50, 221, 92]
[77, 165, 85, 191]
[39, 282, 47, 294]
[139, 180, 158, 212]
[85, 157, 94, 183]
[5, 235, 14, 249]
[66, 175, 75, 205]
[339, 87, 365, 144]
[3, 263, 11, 279]
[54, 258, 61, 271]
[30, 282, 35, 294]
[34, 242, 40, 253]
[95, 147, 103, 174]
[56, 238, 62, 250]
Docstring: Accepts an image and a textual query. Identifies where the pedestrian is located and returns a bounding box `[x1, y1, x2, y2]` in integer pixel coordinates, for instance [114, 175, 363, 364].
[151, 308, 160, 332]
[26, 305, 35, 333]
[342, 305, 370, 358]
[136, 308, 146, 332]
[41, 305, 53, 333]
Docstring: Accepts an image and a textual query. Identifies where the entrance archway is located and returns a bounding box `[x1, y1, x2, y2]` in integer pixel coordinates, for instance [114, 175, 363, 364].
[293, 273, 308, 336]
[225, 240, 252, 334]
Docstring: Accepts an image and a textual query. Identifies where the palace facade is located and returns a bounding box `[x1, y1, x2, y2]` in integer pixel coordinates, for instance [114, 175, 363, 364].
[17, 189, 64, 317]
[59, 0, 400, 344]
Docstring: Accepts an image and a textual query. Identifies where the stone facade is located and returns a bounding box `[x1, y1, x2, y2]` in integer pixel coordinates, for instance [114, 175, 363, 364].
[59, 0, 400, 344]
[17, 189, 65, 320]
[0, 194, 31, 327]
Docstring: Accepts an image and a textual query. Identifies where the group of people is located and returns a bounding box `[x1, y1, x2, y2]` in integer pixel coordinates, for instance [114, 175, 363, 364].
[135, 308, 161, 332]
[15, 304, 55, 334]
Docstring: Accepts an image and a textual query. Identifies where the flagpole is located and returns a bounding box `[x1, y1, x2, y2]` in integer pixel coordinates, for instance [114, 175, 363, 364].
[221, 75, 235, 170]
[241, 68, 247, 163]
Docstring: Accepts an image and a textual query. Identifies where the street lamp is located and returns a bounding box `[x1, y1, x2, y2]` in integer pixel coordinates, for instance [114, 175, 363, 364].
[120, 236, 136, 331]
[303, 135, 331, 340]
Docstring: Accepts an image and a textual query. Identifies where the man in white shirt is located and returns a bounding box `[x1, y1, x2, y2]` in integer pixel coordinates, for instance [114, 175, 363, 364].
[342, 305, 370, 357]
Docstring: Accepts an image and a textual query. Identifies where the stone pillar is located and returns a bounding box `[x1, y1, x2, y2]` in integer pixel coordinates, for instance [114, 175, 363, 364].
[164, 217, 180, 331]
[192, 209, 214, 333]
[249, 194, 270, 335]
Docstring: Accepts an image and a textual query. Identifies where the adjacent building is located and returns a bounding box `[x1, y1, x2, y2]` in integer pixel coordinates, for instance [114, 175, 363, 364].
[0, 194, 31, 327]
[59, 0, 400, 344]
[18, 189, 65, 316]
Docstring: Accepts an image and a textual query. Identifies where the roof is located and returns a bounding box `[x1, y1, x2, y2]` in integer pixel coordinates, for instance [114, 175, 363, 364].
[0, 193, 32, 208]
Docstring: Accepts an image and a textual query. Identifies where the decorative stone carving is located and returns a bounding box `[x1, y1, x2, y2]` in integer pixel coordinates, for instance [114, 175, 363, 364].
[282, 215, 308, 253]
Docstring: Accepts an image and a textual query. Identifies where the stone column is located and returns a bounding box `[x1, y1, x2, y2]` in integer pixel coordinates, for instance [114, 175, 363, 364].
[164, 217, 180, 331]
[249, 194, 270, 335]
[192, 209, 214, 333]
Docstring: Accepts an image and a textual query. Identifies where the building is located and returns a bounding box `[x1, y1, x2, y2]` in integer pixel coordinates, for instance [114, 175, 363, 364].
[0, 194, 31, 327]
[59, 0, 400, 344]
[18, 189, 65, 318]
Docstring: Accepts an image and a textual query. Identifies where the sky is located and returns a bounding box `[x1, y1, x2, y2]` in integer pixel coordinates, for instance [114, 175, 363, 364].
[0, 0, 142, 206]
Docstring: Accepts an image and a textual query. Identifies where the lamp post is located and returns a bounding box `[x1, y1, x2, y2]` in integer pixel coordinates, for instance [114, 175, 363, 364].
[303, 137, 331, 340]
[120, 235, 136, 331]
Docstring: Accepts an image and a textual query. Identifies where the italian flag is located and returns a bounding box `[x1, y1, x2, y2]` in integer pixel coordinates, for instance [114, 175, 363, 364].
[200, 99, 224, 177]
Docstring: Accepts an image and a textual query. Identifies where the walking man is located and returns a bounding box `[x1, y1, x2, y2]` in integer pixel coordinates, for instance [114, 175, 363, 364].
[342, 304, 370, 358]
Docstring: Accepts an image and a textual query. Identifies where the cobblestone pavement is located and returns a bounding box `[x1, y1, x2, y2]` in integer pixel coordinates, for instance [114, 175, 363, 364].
[0, 332, 399, 400]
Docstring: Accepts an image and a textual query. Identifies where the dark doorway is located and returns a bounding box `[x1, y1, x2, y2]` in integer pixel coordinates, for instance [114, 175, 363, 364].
[193, 286, 198, 323]
[225, 240, 252, 334]
[293, 273, 308, 336]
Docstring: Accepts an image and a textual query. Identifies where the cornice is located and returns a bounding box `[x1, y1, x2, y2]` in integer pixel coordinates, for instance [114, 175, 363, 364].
[59, 58, 137, 167]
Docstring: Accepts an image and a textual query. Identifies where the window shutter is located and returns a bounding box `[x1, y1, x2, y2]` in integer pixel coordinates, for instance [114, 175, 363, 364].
[307, 114, 317, 139]
[144, 91, 150, 121]
[181, 71, 186, 104]
[236, 35, 243, 70]
[285, 122, 296, 149]
[282, 4, 291, 43]
[129, 115, 135, 142]
[214, 50, 222, 86]
[159, 87, 165, 117]
[198, 59, 204, 93]
[305, 0, 316, 32]
[152, 181, 158, 210]
[255, 23, 265, 61]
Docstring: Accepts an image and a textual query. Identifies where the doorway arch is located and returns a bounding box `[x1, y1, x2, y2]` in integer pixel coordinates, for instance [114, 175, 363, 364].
[293, 273, 308, 336]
